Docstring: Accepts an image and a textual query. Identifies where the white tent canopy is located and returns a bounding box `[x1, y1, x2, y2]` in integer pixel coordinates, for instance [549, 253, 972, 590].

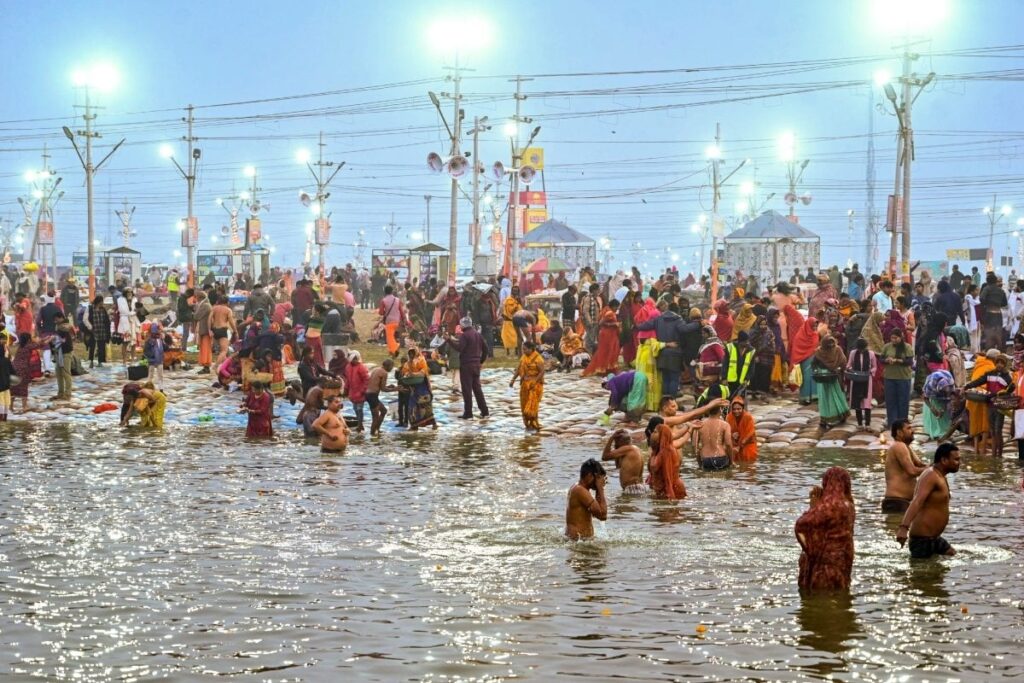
[723, 210, 820, 287]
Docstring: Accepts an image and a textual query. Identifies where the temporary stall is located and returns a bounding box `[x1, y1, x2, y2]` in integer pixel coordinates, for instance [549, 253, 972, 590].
[723, 211, 820, 289]
[519, 219, 596, 273]
[103, 246, 142, 288]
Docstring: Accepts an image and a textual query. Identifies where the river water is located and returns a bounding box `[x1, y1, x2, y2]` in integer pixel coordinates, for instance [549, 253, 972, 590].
[1, 422, 1022, 681]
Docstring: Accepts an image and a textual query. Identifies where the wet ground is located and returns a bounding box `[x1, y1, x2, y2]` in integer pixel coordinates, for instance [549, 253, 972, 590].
[2, 388, 1024, 680]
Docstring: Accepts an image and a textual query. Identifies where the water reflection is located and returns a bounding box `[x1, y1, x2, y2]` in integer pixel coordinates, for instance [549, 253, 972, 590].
[2, 425, 1023, 681]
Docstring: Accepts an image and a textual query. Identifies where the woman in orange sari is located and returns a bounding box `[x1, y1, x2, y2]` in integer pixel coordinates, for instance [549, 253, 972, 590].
[582, 300, 621, 377]
[726, 396, 758, 461]
[510, 340, 545, 430]
[645, 417, 686, 499]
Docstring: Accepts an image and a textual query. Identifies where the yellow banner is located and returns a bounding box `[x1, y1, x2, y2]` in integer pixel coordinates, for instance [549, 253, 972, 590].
[525, 208, 547, 232]
[946, 249, 970, 260]
[521, 147, 544, 170]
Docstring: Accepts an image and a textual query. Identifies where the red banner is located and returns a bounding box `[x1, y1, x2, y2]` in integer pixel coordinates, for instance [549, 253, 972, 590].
[180, 217, 198, 248]
[314, 218, 330, 246]
[246, 217, 262, 246]
[516, 191, 546, 206]
[36, 221, 54, 245]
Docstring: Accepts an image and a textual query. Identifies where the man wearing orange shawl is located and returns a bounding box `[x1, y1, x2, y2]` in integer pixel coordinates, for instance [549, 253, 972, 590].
[712, 299, 734, 342]
[194, 291, 213, 373]
[645, 417, 686, 499]
[795, 466, 855, 592]
[582, 301, 621, 377]
[786, 305, 820, 404]
[727, 397, 758, 461]
[511, 340, 545, 430]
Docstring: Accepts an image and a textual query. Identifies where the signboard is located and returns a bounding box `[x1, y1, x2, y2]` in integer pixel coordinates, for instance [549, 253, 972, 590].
[196, 253, 234, 279]
[36, 221, 54, 245]
[181, 217, 199, 248]
[886, 195, 903, 233]
[469, 221, 480, 247]
[915, 260, 949, 279]
[245, 217, 262, 246]
[1001, 256, 1013, 267]
[72, 253, 93, 278]
[946, 249, 970, 261]
[516, 191, 547, 206]
[371, 249, 410, 281]
[314, 218, 330, 246]
[525, 208, 547, 232]
[520, 147, 544, 170]
[490, 229, 504, 253]
[510, 207, 526, 238]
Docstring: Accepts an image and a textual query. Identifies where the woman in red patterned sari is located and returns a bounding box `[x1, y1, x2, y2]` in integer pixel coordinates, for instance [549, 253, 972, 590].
[582, 300, 621, 377]
[795, 466, 855, 592]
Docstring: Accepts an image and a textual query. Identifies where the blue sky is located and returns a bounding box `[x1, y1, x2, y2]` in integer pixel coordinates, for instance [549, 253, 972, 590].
[2, 0, 1023, 276]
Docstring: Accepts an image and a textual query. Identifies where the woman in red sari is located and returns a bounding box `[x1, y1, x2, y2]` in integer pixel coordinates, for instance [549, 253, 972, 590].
[645, 417, 686, 499]
[712, 299, 734, 343]
[242, 381, 274, 437]
[582, 300, 621, 376]
[618, 290, 639, 367]
[794, 466, 854, 592]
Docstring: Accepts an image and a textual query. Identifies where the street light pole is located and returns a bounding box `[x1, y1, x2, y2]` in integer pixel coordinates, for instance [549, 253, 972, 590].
[707, 125, 746, 303]
[424, 195, 432, 243]
[299, 132, 345, 274]
[447, 54, 463, 284]
[64, 84, 124, 301]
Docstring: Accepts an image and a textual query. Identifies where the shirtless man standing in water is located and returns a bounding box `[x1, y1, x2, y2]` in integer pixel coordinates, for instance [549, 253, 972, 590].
[312, 395, 350, 453]
[883, 419, 926, 513]
[565, 458, 608, 540]
[695, 406, 733, 470]
[897, 442, 960, 558]
[601, 429, 646, 494]
[209, 295, 237, 365]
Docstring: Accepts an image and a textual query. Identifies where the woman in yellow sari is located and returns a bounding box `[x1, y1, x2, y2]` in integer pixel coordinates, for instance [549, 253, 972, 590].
[501, 287, 523, 355]
[510, 340, 545, 430]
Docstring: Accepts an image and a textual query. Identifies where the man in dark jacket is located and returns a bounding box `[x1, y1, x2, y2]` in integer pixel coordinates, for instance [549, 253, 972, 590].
[635, 300, 690, 397]
[177, 288, 195, 350]
[245, 282, 276, 321]
[447, 316, 489, 419]
[290, 279, 316, 328]
[474, 287, 499, 360]
[931, 280, 964, 325]
[60, 279, 80, 317]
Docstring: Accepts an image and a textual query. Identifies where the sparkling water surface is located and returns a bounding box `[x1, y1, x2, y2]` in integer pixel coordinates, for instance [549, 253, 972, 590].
[1, 422, 1022, 681]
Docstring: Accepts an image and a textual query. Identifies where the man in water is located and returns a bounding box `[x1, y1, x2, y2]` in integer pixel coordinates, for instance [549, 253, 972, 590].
[601, 429, 646, 494]
[366, 358, 397, 436]
[565, 458, 608, 540]
[312, 395, 350, 453]
[897, 442, 961, 558]
[882, 419, 927, 513]
[447, 316, 489, 419]
[659, 395, 727, 448]
[695, 406, 734, 470]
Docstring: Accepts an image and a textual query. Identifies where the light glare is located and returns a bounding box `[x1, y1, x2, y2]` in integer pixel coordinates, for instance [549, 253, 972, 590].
[296, 149, 311, 164]
[71, 62, 120, 92]
[159, 144, 174, 159]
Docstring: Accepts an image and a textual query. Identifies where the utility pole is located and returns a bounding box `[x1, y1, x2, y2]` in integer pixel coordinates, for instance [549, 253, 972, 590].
[865, 85, 877, 275]
[26, 146, 64, 287]
[383, 213, 401, 245]
[115, 199, 136, 248]
[446, 57, 463, 283]
[64, 86, 124, 300]
[707, 124, 746, 303]
[161, 105, 199, 286]
[300, 131, 345, 274]
[508, 75, 535, 281]
[471, 117, 482, 262]
[881, 45, 934, 281]
[983, 194, 1013, 272]
[423, 195, 432, 243]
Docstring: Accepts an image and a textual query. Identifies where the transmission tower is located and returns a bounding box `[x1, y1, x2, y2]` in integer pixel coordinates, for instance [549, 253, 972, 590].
[115, 199, 137, 248]
[383, 213, 401, 245]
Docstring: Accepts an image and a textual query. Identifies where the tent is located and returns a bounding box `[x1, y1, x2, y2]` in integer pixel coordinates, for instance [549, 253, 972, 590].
[723, 210, 820, 287]
[519, 219, 596, 273]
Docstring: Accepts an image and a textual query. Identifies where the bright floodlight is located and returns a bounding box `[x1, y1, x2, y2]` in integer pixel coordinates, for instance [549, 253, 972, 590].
[411, 231, 424, 241]
[296, 149, 311, 164]
[159, 144, 174, 159]
[870, 0, 949, 35]
[1018, 218, 1024, 226]
[983, 207, 991, 215]
[24, 170, 37, 182]
[71, 62, 120, 92]
[215, 198, 223, 206]
[705, 145, 722, 160]
[690, 224, 700, 234]
[1001, 204, 1013, 216]
[427, 16, 493, 53]
[873, 69, 892, 87]
[698, 213, 708, 225]
[304, 222, 314, 236]
[172, 249, 182, 258]
[31, 189, 43, 199]
[739, 181, 754, 196]
[310, 204, 321, 216]
[483, 195, 493, 205]
[778, 131, 796, 162]
[240, 191, 250, 201]
[735, 201, 749, 215]
[243, 165, 256, 178]
[503, 121, 518, 137]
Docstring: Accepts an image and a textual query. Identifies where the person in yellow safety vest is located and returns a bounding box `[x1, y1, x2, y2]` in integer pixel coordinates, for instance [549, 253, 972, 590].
[167, 269, 180, 308]
[724, 331, 754, 397]
[696, 382, 730, 409]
